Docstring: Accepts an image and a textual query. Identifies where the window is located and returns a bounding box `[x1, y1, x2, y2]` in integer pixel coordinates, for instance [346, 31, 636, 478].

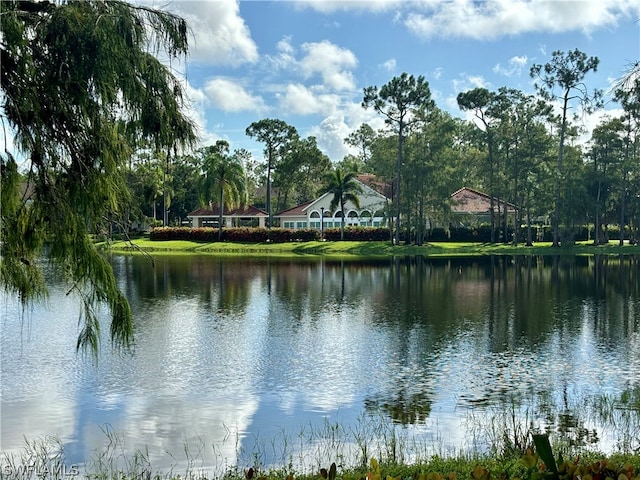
[284, 221, 295, 228]
[296, 222, 307, 229]
[310, 221, 320, 228]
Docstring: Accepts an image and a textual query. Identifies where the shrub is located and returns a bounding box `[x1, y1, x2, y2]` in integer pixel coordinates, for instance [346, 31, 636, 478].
[149, 226, 322, 243]
[323, 227, 389, 241]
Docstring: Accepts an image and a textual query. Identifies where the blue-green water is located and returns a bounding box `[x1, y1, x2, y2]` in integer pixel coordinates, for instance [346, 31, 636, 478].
[2, 255, 639, 473]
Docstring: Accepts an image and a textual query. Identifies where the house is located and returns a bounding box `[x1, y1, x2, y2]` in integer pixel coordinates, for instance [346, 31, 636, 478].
[188, 204, 268, 228]
[450, 187, 518, 225]
[274, 177, 389, 230]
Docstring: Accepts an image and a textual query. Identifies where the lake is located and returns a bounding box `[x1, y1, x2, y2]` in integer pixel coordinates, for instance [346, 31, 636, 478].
[1, 254, 639, 476]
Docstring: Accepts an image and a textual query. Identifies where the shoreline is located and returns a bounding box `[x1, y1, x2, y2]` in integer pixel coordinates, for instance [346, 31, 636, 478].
[99, 238, 640, 258]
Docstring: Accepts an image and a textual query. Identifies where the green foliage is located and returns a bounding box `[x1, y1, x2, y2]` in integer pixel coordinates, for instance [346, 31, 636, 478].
[323, 168, 363, 240]
[363, 72, 434, 245]
[0, 0, 196, 355]
[149, 226, 322, 243]
[323, 227, 389, 242]
[530, 49, 603, 247]
[274, 136, 332, 210]
[246, 119, 299, 229]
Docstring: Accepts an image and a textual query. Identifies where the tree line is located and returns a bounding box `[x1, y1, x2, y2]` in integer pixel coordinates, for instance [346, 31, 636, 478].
[128, 53, 639, 248]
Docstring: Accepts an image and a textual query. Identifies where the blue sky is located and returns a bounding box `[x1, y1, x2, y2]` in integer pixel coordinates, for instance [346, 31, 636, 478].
[156, 0, 639, 162]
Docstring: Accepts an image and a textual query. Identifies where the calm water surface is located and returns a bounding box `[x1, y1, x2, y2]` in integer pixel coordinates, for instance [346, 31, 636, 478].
[1, 255, 639, 473]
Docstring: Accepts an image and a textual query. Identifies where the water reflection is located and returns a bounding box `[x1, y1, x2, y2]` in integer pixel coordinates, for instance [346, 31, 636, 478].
[2, 255, 639, 472]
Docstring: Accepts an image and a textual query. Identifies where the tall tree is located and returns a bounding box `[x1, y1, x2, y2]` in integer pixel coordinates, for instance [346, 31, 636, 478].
[345, 123, 376, 170]
[128, 155, 165, 223]
[245, 119, 298, 230]
[457, 88, 500, 242]
[273, 136, 331, 209]
[407, 109, 460, 245]
[322, 168, 362, 241]
[363, 73, 433, 245]
[169, 153, 201, 225]
[587, 118, 625, 244]
[530, 49, 602, 246]
[0, 0, 196, 355]
[614, 76, 640, 245]
[199, 141, 247, 240]
[490, 88, 555, 245]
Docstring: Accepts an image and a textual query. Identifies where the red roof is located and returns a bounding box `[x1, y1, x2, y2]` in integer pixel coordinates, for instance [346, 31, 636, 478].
[450, 187, 517, 213]
[275, 200, 314, 217]
[356, 174, 392, 198]
[188, 204, 268, 217]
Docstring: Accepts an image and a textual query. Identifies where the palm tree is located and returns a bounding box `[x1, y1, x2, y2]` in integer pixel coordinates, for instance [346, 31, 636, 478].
[323, 168, 362, 240]
[199, 141, 247, 240]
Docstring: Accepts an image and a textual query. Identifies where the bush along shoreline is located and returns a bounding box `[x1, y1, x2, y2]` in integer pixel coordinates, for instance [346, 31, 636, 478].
[145, 225, 638, 245]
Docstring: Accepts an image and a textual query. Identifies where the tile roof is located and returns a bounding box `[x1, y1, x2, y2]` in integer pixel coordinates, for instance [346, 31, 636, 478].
[450, 187, 517, 213]
[275, 200, 314, 217]
[356, 174, 392, 198]
[188, 204, 268, 217]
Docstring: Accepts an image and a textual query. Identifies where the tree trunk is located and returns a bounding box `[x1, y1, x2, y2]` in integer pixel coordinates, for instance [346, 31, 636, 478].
[553, 92, 570, 247]
[340, 198, 345, 240]
[526, 205, 533, 246]
[218, 187, 224, 241]
[395, 122, 404, 246]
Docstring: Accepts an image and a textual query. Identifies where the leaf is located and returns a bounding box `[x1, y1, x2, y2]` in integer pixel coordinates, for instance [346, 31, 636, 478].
[521, 453, 539, 470]
[472, 465, 490, 480]
[329, 463, 337, 480]
[533, 434, 559, 480]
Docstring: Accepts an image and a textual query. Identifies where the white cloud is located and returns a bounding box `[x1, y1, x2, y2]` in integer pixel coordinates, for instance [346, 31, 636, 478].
[299, 41, 358, 91]
[277, 36, 295, 56]
[305, 100, 391, 161]
[308, 115, 352, 161]
[404, 0, 635, 40]
[380, 58, 397, 72]
[493, 55, 528, 77]
[452, 74, 490, 93]
[294, 0, 404, 14]
[279, 84, 340, 116]
[204, 77, 266, 113]
[166, 0, 258, 66]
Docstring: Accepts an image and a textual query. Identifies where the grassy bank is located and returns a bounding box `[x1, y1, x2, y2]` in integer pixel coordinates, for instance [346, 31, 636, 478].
[3, 436, 640, 480]
[101, 238, 640, 257]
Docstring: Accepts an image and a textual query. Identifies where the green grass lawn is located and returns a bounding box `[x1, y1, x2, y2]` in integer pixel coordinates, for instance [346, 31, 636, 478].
[100, 238, 640, 257]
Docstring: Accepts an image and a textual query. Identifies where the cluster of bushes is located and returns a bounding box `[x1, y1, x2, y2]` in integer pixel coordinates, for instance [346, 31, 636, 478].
[150, 226, 318, 243]
[149, 225, 634, 244]
[150, 226, 391, 243]
[323, 227, 390, 241]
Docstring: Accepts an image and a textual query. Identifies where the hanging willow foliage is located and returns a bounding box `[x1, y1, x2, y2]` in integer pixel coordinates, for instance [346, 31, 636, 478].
[1, 0, 197, 357]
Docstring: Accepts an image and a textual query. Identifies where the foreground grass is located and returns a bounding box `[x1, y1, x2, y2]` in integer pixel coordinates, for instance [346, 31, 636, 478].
[101, 238, 640, 258]
[3, 443, 640, 480]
